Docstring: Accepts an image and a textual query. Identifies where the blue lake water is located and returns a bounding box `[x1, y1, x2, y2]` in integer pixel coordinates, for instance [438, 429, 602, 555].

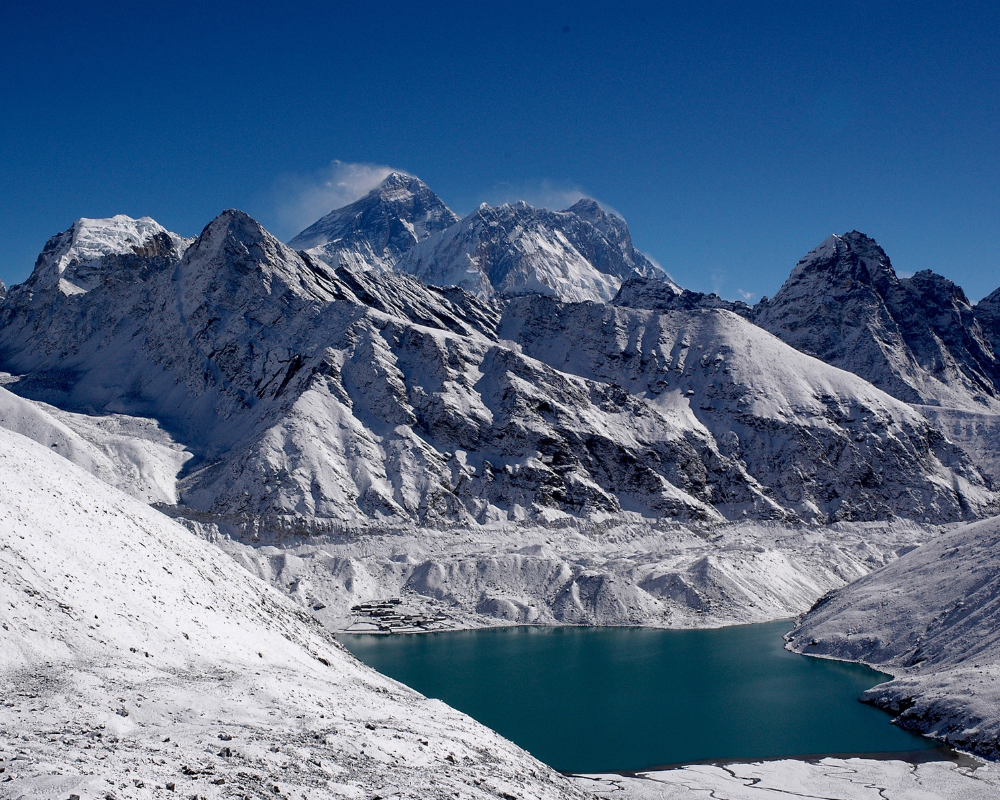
[340, 620, 938, 773]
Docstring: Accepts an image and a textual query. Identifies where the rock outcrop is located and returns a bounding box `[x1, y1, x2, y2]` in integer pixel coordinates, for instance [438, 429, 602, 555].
[755, 232, 1000, 410]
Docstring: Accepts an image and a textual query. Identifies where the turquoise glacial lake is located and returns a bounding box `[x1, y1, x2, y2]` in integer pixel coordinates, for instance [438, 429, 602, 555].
[340, 620, 938, 773]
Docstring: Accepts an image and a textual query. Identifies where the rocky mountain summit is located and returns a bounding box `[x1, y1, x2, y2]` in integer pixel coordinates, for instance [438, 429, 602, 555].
[25, 213, 192, 296]
[613, 274, 752, 317]
[755, 231, 1000, 411]
[291, 173, 679, 304]
[397, 198, 677, 303]
[0, 212, 992, 531]
[289, 172, 459, 271]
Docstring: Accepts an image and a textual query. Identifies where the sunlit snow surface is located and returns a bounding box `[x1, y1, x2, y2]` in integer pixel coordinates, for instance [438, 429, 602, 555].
[790, 514, 1000, 761]
[574, 758, 1000, 800]
[0, 426, 583, 800]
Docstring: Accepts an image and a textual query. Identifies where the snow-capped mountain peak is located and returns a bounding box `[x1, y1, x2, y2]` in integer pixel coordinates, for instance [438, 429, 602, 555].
[563, 198, 622, 237]
[289, 172, 460, 271]
[24, 214, 191, 297]
[289, 175, 680, 304]
[3, 214, 190, 305]
[756, 230, 1000, 413]
[397, 196, 680, 303]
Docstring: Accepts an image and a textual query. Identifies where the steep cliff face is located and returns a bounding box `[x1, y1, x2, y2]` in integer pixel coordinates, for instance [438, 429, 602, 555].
[755, 232, 1000, 410]
[975, 285, 1000, 354]
[290, 172, 459, 271]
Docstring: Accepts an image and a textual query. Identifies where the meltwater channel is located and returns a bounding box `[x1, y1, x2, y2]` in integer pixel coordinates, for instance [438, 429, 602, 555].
[340, 620, 938, 773]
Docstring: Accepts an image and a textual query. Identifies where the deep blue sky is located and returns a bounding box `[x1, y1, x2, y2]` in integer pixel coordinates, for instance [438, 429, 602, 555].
[1, 2, 998, 301]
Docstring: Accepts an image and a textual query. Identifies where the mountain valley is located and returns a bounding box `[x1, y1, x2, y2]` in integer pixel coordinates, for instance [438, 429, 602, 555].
[4, 173, 1000, 796]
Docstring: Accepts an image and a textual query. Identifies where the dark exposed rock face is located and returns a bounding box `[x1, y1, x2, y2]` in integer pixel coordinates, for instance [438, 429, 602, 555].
[754, 231, 1000, 409]
[613, 275, 753, 318]
[974, 285, 1000, 356]
[289, 172, 459, 271]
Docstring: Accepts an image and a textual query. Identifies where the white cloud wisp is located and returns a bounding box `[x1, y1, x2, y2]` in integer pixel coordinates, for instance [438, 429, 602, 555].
[274, 160, 405, 239]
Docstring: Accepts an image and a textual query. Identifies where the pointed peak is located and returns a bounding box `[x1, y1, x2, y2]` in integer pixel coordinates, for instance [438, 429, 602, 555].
[289, 175, 458, 265]
[180, 210, 329, 305]
[562, 198, 629, 239]
[793, 230, 894, 287]
[563, 197, 606, 218]
[377, 171, 418, 189]
[194, 210, 278, 254]
[205, 208, 263, 231]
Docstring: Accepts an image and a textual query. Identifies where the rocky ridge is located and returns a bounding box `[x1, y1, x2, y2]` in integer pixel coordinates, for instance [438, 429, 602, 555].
[754, 231, 1000, 411]
[0, 212, 990, 532]
[613, 274, 753, 316]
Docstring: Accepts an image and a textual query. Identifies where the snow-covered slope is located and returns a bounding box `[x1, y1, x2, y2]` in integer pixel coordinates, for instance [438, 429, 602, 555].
[398, 199, 678, 303]
[290, 172, 459, 272]
[0, 425, 583, 799]
[576, 758, 1000, 799]
[0, 384, 190, 503]
[755, 232, 1000, 411]
[26, 214, 191, 296]
[0, 212, 991, 529]
[500, 295, 992, 523]
[789, 514, 1000, 759]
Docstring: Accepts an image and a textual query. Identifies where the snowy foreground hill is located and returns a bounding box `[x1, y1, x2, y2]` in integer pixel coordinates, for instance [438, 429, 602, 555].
[5, 175, 1000, 796]
[789, 514, 1000, 761]
[0, 425, 583, 799]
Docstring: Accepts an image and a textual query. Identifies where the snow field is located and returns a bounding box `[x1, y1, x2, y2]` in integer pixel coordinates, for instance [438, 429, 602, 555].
[0, 426, 583, 799]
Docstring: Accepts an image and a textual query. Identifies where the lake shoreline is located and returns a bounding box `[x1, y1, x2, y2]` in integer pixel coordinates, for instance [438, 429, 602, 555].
[569, 742, 977, 778]
[342, 620, 939, 774]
